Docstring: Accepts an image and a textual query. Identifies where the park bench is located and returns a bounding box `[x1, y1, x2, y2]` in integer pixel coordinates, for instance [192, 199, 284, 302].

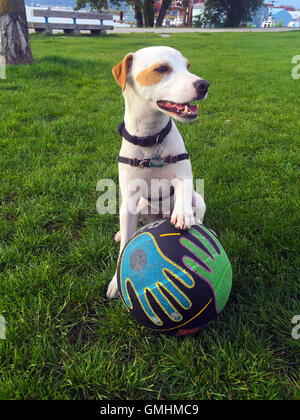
[28, 9, 114, 35]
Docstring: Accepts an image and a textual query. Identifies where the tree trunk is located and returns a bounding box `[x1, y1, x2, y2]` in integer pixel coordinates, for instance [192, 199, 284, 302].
[187, 3, 193, 27]
[0, 0, 33, 65]
[143, 0, 154, 27]
[183, 8, 187, 27]
[155, 0, 172, 28]
[134, 0, 144, 27]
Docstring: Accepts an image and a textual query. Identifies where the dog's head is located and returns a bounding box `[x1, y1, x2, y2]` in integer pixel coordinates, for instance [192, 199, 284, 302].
[112, 46, 209, 123]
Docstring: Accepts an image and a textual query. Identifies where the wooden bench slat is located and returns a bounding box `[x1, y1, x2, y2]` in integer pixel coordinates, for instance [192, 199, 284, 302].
[31, 9, 113, 21]
[28, 22, 113, 30]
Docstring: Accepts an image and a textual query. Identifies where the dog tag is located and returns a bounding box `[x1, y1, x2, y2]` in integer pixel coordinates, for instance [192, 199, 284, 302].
[150, 157, 164, 168]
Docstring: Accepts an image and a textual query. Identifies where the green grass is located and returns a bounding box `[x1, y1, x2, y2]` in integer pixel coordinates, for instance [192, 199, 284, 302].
[0, 31, 299, 400]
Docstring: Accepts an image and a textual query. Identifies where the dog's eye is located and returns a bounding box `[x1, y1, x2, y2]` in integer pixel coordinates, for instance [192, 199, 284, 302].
[154, 66, 170, 73]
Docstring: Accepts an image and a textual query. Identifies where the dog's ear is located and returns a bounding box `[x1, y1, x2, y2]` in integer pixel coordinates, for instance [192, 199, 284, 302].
[112, 54, 133, 91]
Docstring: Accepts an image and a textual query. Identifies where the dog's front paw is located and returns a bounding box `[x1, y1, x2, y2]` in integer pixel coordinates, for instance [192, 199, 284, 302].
[106, 275, 120, 300]
[114, 231, 121, 243]
[171, 208, 195, 230]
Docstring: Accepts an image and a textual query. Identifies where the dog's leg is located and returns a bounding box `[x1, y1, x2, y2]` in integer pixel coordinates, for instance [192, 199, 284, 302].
[107, 200, 138, 300]
[192, 191, 206, 225]
[171, 178, 195, 230]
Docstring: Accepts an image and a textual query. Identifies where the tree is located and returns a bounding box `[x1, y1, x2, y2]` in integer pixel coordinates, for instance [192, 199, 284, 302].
[182, 0, 190, 27]
[134, 0, 144, 27]
[155, 0, 172, 27]
[0, 0, 33, 65]
[156, 0, 194, 28]
[143, 0, 154, 27]
[203, 0, 264, 27]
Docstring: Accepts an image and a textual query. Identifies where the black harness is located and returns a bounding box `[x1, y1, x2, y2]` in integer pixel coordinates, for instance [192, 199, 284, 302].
[117, 153, 189, 168]
[117, 119, 190, 168]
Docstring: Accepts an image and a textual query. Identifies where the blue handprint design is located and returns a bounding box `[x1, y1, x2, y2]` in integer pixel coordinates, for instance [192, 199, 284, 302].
[119, 232, 195, 326]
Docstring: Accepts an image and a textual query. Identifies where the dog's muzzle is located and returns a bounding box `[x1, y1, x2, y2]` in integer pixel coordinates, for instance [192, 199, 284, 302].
[193, 79, 210, 100]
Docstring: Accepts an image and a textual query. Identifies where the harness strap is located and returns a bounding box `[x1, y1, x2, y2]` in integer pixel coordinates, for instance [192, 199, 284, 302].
[117, 153, 189, 168]
[118, 119, 172, 147]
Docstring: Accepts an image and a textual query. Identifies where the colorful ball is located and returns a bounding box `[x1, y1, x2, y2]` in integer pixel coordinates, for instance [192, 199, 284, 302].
[117, 218, 232, 336]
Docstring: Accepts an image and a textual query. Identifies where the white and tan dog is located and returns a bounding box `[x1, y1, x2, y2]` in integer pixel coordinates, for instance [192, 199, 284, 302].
[107, 46, 209, 299]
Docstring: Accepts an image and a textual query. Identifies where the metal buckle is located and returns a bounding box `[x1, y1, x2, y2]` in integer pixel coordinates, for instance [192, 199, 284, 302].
[139, 159, 147, 168]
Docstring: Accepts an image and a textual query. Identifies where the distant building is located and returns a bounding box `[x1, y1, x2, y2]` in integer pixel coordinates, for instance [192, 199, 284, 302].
[273, 8, 292, 26]
[264, 3, 295, 11]
[192, 1, 205, 24]
[289, 10, 300, 21]
[193, 1, 205, 13]
[250, 3, 297, 27]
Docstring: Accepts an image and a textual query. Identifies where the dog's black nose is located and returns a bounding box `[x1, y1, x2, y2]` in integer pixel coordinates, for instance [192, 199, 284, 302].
[193, 79, 210, 98]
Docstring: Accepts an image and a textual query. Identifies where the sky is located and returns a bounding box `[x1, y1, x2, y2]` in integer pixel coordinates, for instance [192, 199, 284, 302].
[275, 0, 300, 7]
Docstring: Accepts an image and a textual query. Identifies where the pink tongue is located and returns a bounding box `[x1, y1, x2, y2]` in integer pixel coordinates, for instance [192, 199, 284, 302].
[162, 101, 198, 113]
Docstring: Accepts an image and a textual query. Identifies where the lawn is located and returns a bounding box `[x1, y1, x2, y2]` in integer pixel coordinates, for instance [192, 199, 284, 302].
[0, 31, 299, 400]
